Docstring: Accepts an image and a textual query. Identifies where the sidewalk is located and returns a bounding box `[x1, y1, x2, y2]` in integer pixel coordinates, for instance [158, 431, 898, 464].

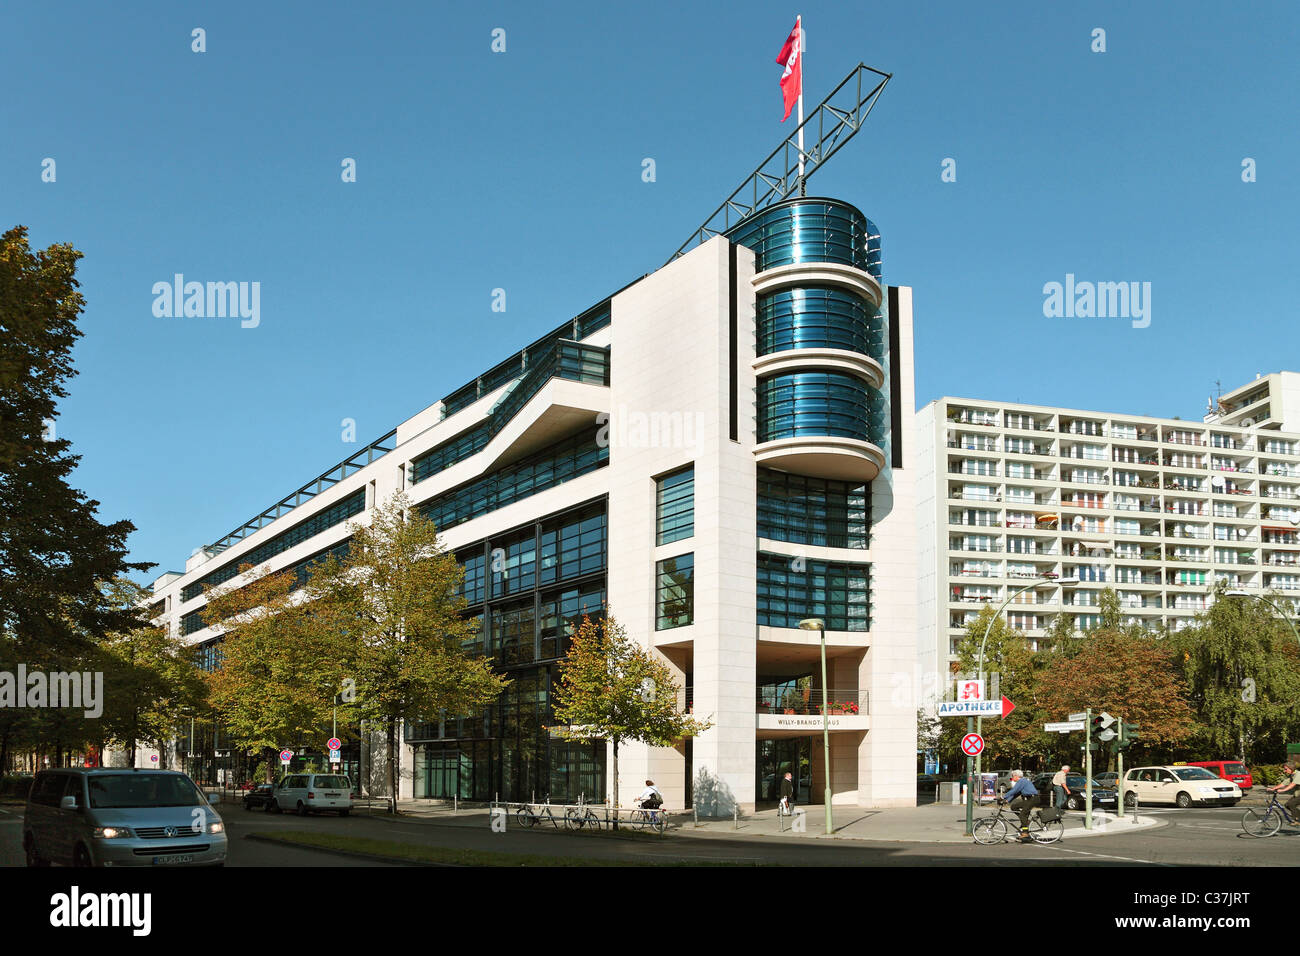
[332, 798, 1161, 844]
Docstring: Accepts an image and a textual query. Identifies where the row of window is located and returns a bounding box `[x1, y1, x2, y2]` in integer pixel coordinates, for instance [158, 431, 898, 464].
[180, 489, 365, 603]
[655, 466, 695, 545]
[757, 371, 883, 444]
[459, 503, 606, 606]
[756, 552, 871, 632]
[726, 198, 883, 278]
[420, 430, 608, 532]
[757, 468, 869, 549]
[756, 286, 884, 360]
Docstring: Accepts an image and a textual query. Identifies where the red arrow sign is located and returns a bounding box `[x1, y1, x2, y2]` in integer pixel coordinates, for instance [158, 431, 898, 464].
[1001, 696, 1016, 717]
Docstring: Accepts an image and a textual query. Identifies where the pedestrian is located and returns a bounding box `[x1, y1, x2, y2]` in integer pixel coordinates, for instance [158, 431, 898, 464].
[1052, 765, 1072, 810]
[779, 771, 795, 815]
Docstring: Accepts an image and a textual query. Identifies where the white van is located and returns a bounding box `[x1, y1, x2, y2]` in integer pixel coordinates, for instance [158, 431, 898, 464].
[271, 773, 353, 816]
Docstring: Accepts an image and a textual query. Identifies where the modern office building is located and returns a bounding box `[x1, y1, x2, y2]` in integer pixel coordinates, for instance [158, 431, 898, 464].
[146, 196, 918, 811]
[916, 374, 1300, 682]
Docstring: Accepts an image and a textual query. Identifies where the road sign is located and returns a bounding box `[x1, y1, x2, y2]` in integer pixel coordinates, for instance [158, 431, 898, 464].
[1045, 721, 1085, 732]
[279, 749, 293, 764]
[329, 749, 341, 763]
[1068, 712, 1087, 721]
[327, 737, 341, 751]
[150, 755, 158, 763]
[961, 733, 984, 756]
[938, 696, 1015, 718]
[956, 679, 985, 702]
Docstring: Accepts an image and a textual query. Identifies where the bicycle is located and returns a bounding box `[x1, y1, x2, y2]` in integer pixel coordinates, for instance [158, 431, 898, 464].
[629, 799, 667, 834]
[972, 800, 1064, 845]
[516, 797, 561, 829]
[1241, 789, 1300, 837]
[564, 804, 605, 831]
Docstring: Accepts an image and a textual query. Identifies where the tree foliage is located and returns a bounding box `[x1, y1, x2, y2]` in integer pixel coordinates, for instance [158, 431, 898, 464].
[305, 492, 507, 811]
[551, 613, 711, 809]
[0, 226, 152, 657]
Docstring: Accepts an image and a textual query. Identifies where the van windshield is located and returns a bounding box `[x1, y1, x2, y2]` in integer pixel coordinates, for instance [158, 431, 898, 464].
[88, 774, 205, 809]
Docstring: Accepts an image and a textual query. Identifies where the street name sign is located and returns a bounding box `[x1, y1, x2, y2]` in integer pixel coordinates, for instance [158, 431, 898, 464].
[1045, 721, 1085, 732]
[1068, 712, 1087, 721]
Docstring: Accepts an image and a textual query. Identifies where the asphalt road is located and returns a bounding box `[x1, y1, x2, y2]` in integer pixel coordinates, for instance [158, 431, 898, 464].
[1, 801, 1296, 867]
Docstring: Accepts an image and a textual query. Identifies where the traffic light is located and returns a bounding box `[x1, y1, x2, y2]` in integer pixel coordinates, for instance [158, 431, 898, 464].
[1089, 712, 1117, 750]
[1115, 721, 1140, 750]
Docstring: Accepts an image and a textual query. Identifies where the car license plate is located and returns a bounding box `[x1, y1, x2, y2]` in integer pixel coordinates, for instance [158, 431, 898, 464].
[153, 854, 194, 865]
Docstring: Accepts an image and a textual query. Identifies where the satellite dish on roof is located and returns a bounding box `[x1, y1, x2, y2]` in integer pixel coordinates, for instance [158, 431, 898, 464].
[1210, 475, 1225, 488]
[1241, 418, 1256, 427]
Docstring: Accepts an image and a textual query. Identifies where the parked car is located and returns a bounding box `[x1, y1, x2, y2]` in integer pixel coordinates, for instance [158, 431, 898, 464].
[243, 782, 276, 811]
[271, 773, 353, 816]
[1122, 766, 1242, 808]
[1030, 773, 1118, 811]
[23, 768, 227, 867]
[1095, 772, 1119, 789]
[1185, 760, 1253, 791]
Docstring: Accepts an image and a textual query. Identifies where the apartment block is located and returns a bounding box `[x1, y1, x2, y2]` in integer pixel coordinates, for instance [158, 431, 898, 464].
[917, 383, 1300, 680]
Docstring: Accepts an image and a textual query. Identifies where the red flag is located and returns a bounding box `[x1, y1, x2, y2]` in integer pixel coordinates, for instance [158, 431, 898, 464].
[775, 18, 802, 122]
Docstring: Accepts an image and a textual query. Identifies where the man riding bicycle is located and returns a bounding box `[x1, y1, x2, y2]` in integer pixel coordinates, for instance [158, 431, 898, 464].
[998, 770, 1040, 844]
[1267, 762, 1300, 824]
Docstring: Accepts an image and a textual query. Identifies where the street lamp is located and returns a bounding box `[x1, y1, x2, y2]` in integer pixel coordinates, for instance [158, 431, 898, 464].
[963, 574, 1078, 836]
[799, 617, 834, 836]
[1222, 589, 1300, 647]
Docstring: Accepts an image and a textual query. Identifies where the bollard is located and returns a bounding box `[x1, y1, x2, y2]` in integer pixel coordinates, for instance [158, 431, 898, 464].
[453, 794, 457, 813]
[734, 806, 739, 830]
[1130, 794, 1139, 824]
[693, 806, 698, 829]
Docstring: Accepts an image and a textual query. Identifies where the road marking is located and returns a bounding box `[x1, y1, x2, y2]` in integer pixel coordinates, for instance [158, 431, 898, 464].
[1044, 844, 1170, 866]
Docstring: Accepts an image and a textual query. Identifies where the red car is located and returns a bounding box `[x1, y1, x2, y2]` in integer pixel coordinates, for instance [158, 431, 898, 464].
[1186, 760, 1253, 791]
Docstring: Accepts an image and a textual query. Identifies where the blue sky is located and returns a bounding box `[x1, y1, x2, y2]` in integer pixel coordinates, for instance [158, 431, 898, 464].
[3, 1, 1296, 580]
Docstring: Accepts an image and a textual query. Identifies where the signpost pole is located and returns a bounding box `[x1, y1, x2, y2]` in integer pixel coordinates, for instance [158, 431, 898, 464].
[1084, 708, 1093, 831]
[964, 715, 974, 836]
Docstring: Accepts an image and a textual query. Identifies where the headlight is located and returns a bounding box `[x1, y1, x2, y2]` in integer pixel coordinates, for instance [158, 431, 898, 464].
[207, 821, 225, 834]
[92, 826, 133, 839]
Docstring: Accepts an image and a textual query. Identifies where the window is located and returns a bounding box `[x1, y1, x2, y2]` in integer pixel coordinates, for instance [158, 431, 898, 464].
[756, 552, 871, 631]
[181, 489, 366, 602]
[656, 554, 694, 630]
[757, 469, 869, 549]
[656, 466, 695, 545]
[757, 371, 883, 443]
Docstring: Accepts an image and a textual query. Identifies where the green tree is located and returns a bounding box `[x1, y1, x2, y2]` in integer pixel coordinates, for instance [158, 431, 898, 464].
[1173, 587, 1300, 763]
[92, 578, 206, 767]
[202, 564, 352, 783]
[0, 227, 152, 657]
[305, 493, 506, 812]
[551, 613, 711, 820]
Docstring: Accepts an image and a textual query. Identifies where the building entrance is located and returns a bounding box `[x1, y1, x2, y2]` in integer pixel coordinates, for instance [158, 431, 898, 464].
[756, 738, 812, 807]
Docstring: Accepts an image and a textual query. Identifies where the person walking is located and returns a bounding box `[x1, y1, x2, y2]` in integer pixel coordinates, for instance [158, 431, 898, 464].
[779, 771, 795, 815]
[1051, 765, 1072, 810]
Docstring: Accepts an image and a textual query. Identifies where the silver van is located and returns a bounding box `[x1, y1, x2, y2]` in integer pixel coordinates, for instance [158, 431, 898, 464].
[23, 768, 227, 867]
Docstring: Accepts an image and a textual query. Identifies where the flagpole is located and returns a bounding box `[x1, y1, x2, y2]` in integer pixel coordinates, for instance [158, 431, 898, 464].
[797, 15, 805, 195]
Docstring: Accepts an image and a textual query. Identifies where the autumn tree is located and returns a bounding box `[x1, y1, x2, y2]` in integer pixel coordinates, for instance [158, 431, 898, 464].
[1035, 628, 1193, 770]
[551, 613, 711, 820]
[305, 493, 506, 813]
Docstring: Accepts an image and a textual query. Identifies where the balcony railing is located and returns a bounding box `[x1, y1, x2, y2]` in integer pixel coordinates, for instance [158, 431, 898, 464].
[757, 688, 869, 716]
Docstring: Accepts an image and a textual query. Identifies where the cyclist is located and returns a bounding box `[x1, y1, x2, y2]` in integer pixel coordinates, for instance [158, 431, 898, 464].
[636, 780, 664, 824]
[1267, 762, 1300, 824]
[998, 770, 1040, 843]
